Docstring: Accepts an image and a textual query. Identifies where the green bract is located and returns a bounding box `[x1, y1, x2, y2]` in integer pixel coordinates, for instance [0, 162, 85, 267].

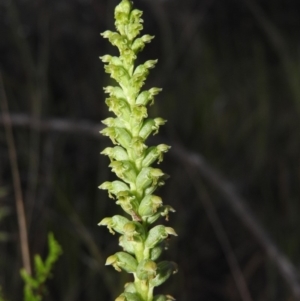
[99, 1, 177, 300]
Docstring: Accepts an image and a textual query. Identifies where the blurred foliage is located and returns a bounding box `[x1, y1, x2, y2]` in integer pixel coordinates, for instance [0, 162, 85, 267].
[1, 0, 300, 300]
[21, 233, 62, 301]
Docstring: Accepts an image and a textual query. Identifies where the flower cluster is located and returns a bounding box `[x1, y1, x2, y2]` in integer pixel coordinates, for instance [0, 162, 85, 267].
[99, 1, 177, 301]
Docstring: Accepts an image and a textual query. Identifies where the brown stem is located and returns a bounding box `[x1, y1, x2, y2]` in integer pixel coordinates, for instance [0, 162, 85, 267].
[0, 73, 31, 275]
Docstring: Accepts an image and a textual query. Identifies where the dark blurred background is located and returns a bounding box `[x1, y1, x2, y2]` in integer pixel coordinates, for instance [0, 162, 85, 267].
[1, 0, 300, 300]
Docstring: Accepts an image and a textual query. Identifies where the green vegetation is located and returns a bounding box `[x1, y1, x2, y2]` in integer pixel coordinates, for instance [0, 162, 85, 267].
[21, 233, 62, 301]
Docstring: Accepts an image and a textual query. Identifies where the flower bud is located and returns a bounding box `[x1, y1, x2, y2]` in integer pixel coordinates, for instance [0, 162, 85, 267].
[109, 161, 137, 184]
[153, 295, 176, 301]
[131, 35, 154, 54]
[100, 127, 118, 145]
[130, 137, 147, 157]
[150, 261, 178, 288]
[101, 127, 132, 149]
[106, 251, 137, 273]
[103, 86, 125, 99]
[101, 55, 123, 66]
[119, 235, 135, 254]
[136, 87, 161, 108]
[132, 105, 148, 123]
[116, 293, 142, 301]
[135, 167, 152, 191]
[139, 118, 166, 140]
[124, 282, 137, 293]
[150, 168, 165, 187]
[101, 146, 128, 161]
[115, 128, 132, 148]
[100, 54, 113, 63]
[136, 167, 165, 192]
[129, 9, 142, 24]
[138, 119, 155, 140]
[101, 31, 126, 53]
[136, 259, 157, 280]
[145, 225, 177, 249]
[150, 244, 163, 261]
[121, 49, 136, 66]
[101, 117, 125, 128]
[142, 144, 170, 167]
[105, 97, 131, 119]
[101, 30, 115, 40]
[126, 9, 143, 41]
[116, 191, 139, 217]
[135, 90, 150, 106]
[146, 205, 175, 224]
[153, 118, 166, 135]
[99, 180, 129, 199]
[131, 61, 157, 90]
[115, 0, 132, 15]
[138, 195, 162, 218]
[144, 60, 158, 69]
[98, 215, 130, 235]
[123, 221, 145, 241]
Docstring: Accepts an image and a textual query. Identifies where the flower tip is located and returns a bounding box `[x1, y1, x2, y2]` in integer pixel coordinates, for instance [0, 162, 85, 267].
[165, 227, 178, 236]
[98, 217, 110, 226]
[105, 254, 117, 266]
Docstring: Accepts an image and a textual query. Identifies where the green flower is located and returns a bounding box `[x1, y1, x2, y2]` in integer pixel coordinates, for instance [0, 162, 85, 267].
[99, 1, 177, 300]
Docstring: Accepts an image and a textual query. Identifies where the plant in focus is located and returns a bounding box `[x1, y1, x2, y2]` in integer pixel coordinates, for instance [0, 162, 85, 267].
[20, 233, 62, 301]
[99, 1, 178, 300]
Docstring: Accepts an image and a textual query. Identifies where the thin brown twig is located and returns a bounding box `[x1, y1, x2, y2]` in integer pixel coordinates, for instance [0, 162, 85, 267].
[185, 166, 253, 301]
[0, 74, 31, 275]
[7, 0, 50, 227]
